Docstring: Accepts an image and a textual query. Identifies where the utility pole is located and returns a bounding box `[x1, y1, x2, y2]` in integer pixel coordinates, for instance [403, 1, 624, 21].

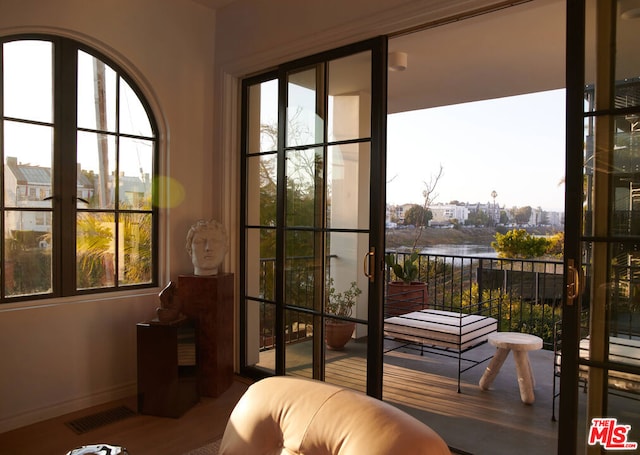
[491, 190, 498, 225]
[93, 59, 110, 208]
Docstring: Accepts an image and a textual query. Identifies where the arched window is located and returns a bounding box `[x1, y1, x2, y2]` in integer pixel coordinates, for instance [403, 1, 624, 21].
[1, 35, 158, 301]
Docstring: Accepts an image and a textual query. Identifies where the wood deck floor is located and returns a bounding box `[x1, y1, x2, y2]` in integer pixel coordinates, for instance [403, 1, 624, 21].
[279, 340, 560, 454]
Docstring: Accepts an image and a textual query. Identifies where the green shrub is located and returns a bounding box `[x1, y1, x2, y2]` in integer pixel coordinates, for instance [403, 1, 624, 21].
[491, 229, 551, 258]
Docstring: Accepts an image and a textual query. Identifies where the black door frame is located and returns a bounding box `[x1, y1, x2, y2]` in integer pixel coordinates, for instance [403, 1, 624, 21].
[558, 0, 585, 452]
[239, 36, 388, 398]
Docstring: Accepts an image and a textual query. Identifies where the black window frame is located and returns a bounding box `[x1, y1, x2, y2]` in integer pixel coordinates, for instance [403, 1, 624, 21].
[0, 34, 159, 303]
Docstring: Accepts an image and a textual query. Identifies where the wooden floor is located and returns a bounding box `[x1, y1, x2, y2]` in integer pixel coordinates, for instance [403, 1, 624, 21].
[0, 378, 251, 455]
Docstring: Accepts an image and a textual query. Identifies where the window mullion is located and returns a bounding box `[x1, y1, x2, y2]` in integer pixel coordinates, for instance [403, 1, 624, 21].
[56, 38, 79, 296]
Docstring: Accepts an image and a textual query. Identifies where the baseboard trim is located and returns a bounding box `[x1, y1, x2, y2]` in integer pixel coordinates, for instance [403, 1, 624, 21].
[0, 382, 137, 434]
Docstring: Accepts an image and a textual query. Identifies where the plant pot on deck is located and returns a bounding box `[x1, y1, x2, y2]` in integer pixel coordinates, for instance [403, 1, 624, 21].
[325, 320, 356, 350]
[385, 281, 428, 317]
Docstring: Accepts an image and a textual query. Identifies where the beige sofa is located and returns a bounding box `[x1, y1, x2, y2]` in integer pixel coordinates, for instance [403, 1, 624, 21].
[219, 376, 451, 455]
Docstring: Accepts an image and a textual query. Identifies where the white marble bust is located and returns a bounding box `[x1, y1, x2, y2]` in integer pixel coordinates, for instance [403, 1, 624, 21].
[185, 219, 228, 276]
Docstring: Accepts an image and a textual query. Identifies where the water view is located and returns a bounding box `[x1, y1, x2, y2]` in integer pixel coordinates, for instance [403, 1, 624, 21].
[420, 243, 497, 258]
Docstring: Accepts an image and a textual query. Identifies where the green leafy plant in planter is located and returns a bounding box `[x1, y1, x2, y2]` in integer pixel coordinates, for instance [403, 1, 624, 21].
[326, 277, 362, 318]
[385, 250, 420, 284]
[325, 277, 362, 350]
[385, 251, 428, 317]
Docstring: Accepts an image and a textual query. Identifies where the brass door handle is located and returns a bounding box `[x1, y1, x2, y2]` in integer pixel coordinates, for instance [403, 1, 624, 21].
[567, 259, 584, 303]
[363, 248, 375, 283]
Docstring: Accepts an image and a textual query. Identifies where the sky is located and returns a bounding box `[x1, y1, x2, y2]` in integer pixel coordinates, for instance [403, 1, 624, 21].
[3, 41, 153, 179]
[386, 89, 567, 212]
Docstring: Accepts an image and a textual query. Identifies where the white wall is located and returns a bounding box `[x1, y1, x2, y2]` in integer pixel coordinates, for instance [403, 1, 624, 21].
[0, 0, 219, 432]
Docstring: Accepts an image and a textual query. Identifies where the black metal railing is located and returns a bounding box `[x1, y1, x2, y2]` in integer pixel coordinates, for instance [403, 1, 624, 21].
[254, 252, 566, 350]
[385, 251, 564, 349]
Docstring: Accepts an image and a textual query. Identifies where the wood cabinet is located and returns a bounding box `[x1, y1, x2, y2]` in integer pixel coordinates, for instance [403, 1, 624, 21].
[137, 318, 199, 417]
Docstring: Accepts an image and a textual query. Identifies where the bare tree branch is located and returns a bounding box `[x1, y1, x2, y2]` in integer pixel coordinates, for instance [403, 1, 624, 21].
[413, 164, 444, 250]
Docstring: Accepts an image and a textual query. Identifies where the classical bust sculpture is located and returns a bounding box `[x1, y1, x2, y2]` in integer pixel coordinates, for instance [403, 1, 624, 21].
[185, 219, 228, 276]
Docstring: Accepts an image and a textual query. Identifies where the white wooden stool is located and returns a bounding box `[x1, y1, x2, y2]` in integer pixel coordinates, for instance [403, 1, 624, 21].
[479, 332, 543, 404]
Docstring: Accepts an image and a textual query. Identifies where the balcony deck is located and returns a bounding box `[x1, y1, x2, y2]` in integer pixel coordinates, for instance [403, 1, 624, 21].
[384, 341, 558, 454]
[260, 338, 638, 454]
[259, 338, 557, 453]
[256, 252, 640, 452]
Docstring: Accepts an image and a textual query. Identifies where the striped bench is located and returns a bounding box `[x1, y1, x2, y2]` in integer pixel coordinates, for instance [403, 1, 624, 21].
[384, 309, 498, 391]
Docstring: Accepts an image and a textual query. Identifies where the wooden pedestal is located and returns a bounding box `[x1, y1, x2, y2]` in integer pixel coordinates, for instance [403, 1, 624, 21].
[178, 273, 234, 397]
[137, 318, 199, 417]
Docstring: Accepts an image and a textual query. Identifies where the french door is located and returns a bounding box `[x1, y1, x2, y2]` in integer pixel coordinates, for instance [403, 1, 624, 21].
[239, 37, 388, 397]
[560, 0, 640, 452]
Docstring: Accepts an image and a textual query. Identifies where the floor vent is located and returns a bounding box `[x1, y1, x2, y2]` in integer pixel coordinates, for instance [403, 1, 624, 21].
[66, 406, 137, 434]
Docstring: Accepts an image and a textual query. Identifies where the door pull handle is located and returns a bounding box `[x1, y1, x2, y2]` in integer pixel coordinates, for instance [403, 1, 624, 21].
[567, 259, 584, 304]
[363, 248, 375, 283]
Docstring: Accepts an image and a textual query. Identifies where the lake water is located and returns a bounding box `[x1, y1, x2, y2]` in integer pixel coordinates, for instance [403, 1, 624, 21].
[420, 244, 498, 258]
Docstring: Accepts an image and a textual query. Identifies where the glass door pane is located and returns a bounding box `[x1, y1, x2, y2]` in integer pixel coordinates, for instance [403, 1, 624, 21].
[242, 76, 279, 374]
[284, 52, 372, 389]
[241, 39, 385, 394]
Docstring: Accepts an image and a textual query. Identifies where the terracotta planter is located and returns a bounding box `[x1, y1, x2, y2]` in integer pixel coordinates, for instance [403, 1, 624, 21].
[385, 281, 428, 317]
[325, 321, 355, 350]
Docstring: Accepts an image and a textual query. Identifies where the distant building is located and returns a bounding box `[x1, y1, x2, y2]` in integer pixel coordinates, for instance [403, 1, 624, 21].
[546, 211, 564, 226]
[429, 203, 469, 224]
[386, 203, 417, 225]
[466, 202, 494, 225]
[387, 200, 565, 228]
[4, 157, 147, 233]
[4, 157, 71, 233]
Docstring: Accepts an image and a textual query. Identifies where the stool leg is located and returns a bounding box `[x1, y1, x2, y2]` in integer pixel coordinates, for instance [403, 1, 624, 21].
[513, 351, 535, 404]
[526, 355, 536, 388]
[479, 347, 509, 390]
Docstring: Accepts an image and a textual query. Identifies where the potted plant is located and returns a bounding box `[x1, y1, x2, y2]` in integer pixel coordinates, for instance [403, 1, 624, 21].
[325, 277, 362, 350]
[384, 168, 442, 317]
[386, 250, 420, 283]
[385, 251, 428, 317]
